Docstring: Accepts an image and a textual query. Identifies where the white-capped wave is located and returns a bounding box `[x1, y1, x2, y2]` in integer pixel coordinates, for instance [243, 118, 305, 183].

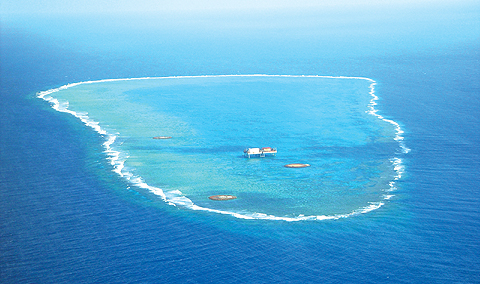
[37, 74, 408, 221]
[366, 82, 410, 154]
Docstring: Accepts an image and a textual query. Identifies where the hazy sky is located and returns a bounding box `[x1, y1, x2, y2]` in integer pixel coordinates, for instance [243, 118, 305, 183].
[2, 0, 478, 59]
[2, 0, 479, 14]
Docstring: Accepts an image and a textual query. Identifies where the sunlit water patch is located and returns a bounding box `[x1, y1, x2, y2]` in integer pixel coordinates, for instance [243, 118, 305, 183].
[38, 75, 408, 221]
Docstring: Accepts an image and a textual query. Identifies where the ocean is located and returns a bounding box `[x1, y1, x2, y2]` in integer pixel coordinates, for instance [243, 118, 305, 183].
[1, 3, 479, 283]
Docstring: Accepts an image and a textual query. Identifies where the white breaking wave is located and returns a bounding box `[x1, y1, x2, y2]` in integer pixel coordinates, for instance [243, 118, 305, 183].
[37, 74, 408, 222]
[366, 82, 411, 154]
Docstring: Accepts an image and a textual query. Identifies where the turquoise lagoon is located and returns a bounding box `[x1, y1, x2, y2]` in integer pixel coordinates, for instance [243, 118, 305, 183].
[39, 75, 406, 221]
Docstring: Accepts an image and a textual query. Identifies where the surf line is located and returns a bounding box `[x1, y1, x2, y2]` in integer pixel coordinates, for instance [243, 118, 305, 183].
[37, 74, 408, 222]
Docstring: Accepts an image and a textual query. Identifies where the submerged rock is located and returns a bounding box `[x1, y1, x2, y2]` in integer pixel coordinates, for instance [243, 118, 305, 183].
[284, 163, 310, 168]
[208, 195, 237, 201]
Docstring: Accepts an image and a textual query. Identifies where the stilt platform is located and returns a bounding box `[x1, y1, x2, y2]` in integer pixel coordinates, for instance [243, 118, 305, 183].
[244, 147, 277, 158]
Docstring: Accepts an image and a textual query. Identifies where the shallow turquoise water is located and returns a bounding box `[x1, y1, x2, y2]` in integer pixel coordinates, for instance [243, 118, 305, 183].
[40, 75, 405, 220]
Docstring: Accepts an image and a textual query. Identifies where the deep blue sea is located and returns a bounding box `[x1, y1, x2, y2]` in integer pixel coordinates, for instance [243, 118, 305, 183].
[1, 3, 480, 283]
